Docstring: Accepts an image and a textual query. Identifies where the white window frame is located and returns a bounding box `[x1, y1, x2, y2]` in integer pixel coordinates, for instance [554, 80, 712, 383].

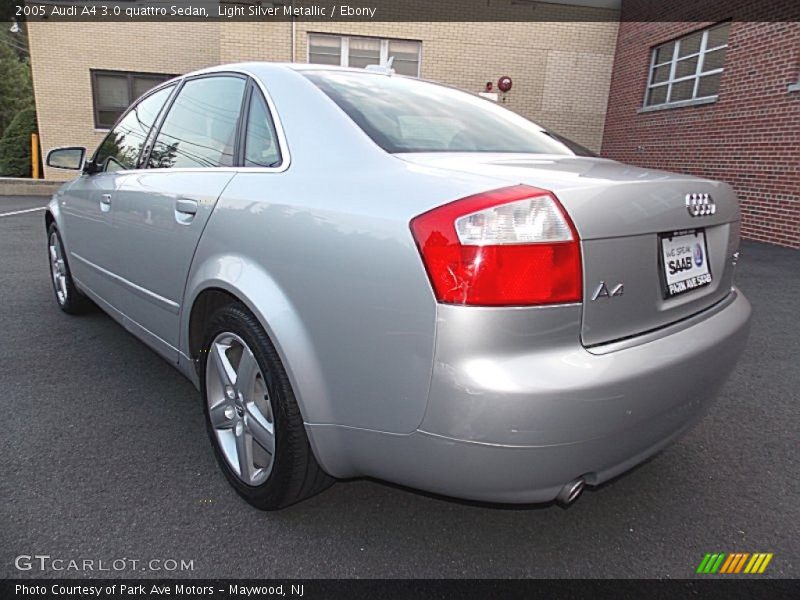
[642, 24, 729, 111]
[307, 34, 421, 77]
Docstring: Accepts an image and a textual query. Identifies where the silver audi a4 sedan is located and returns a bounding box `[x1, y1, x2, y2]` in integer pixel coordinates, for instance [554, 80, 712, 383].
[44, 63, 751, 509]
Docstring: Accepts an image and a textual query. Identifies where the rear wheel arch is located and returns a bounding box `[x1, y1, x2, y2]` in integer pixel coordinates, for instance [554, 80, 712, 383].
[186, 282, 341, 482]
[188, 287, 241, 371]
[184, 278, 330, 423]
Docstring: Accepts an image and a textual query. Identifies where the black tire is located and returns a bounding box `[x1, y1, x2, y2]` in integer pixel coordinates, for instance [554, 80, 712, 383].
[47, 223, 92, 315]
[200, 302, 333, 510]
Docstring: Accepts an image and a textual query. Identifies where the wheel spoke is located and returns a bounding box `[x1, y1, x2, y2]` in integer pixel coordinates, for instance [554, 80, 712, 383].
[49, 245, 57, 262]
[235, 347, 259, 397]
[245, 406, 275, 455]
[235, 428, 252, 483]
[210, 341, 236, 388]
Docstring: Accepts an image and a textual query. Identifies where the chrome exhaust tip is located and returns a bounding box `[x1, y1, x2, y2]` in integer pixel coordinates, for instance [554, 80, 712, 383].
[556, 477, 585, 506]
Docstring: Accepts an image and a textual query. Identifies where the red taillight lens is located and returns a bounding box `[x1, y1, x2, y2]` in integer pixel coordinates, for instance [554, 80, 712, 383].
[410, 185, 582, 306]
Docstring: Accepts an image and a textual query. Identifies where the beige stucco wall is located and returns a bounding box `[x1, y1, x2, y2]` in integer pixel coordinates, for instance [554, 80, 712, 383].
[30, 19, 618, 180]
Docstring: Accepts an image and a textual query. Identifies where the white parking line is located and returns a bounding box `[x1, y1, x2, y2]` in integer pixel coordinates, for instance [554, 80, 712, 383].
[0, 206, 47, 218]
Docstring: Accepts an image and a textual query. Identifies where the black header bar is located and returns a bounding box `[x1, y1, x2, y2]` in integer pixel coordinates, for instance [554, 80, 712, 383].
[8, 0, 800, 23]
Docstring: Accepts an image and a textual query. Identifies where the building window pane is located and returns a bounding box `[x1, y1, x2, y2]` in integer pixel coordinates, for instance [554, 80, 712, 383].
[678, 31, 703, 57]
[307, 34, 421, 77]
[150, 76, 246, 169]
[654, 41, 675, 64]
[674, 56, 699, 79]
[697, 73, 722, 98]
[92, 70, 173, 129]
[645, 23, 729, 108]
[702, 48, 726, 72]
[388, 40, 421, 77]
[348, 38, 380, 69]
[670, 79, 695, 102]
[707, 23, 730, 49]
[309, 34, 342, 65]
[96, 75, 129, 108]
[647, 85, 668, 106]
[651, 64, 671, 84]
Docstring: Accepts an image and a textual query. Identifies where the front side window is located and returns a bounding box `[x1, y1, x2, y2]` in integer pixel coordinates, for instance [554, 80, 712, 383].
[308, 34, 421, 77]
[645, 23, 730, 108]
[149, 76, 246, 169]
[91, 70, 173, 129]
[244, 89, 282, 168]
[93, 85, 175, 172]
[303, 71, 575, 155]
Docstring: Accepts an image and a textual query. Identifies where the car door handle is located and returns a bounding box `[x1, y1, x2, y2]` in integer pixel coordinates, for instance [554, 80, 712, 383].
[174, 198, 199, 224]
[175, 198, 198, 215]
[100, 194, 112, 212]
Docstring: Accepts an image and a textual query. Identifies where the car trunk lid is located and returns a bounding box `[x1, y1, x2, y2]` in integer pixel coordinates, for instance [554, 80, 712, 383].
[397, 153, 740, 346]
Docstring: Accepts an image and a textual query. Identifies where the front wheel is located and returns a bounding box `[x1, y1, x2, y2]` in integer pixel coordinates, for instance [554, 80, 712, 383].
[47, 224, 91, 314]
[200, 302, 333, 509]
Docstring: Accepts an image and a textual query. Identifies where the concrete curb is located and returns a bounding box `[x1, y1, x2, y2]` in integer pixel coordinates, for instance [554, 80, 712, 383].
[0, 178, 62, 197]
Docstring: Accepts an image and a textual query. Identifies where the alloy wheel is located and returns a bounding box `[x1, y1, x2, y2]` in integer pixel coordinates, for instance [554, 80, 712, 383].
[49, 231, 68, 305]
[206, 332, 275, 485]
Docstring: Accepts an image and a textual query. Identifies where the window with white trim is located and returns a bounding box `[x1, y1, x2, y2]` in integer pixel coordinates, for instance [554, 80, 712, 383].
[308, 34, 421, 77]
[644, 23, 730, 109]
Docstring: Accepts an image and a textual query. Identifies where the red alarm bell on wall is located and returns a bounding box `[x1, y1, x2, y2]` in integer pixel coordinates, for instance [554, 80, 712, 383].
[498, 76, 513, 93]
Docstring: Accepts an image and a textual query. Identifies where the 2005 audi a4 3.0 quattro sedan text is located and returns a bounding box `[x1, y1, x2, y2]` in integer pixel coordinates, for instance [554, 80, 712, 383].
[44, 63, 751, 509]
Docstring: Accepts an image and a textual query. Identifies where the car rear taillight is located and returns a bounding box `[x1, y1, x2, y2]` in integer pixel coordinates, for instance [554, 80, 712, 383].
[410, 185, 582, 306]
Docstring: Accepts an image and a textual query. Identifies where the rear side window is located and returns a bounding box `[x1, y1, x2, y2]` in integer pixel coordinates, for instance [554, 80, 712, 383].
[93, 85, 174, 172]
[149, 76, 246, 169]
[302, 71, 574, 155]
[244, 89, 282, 168]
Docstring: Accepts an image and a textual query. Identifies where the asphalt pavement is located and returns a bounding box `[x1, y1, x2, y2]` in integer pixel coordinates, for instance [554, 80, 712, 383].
[1, 195, 798, 578]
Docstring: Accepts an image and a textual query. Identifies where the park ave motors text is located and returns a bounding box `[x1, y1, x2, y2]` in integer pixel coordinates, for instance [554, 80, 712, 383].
[15, 584, 303, 596]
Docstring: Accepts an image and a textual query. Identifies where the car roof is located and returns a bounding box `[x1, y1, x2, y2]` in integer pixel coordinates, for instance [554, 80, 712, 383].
[184, 62, 377, 79]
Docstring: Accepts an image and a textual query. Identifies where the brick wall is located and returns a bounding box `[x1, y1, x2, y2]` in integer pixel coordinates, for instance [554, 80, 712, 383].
[30, 17, 618, 180]
[601, 20, 800, 248]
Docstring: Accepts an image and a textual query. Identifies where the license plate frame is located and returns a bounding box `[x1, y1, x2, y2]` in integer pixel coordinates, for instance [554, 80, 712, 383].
[658, 228, 713, 299]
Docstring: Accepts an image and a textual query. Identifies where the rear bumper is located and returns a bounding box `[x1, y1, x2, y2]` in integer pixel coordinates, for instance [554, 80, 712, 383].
[309, 288, 751, 503]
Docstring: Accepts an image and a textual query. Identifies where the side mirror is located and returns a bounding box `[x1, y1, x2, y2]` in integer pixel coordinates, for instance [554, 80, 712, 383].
[46, 147, 86, 171]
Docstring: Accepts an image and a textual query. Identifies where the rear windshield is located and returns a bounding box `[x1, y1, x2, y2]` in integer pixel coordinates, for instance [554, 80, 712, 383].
[303, 70, 582, 155]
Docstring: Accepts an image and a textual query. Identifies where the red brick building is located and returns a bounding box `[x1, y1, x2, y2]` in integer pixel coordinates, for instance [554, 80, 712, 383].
[602, 16, 800, 248]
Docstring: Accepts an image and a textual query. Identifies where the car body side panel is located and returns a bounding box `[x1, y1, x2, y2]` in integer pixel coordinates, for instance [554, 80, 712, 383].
[106, 170, 236, 357]
[55, 171, 129, 300]
[176, 65, 521, 434]
[182, 159, 514, 434]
